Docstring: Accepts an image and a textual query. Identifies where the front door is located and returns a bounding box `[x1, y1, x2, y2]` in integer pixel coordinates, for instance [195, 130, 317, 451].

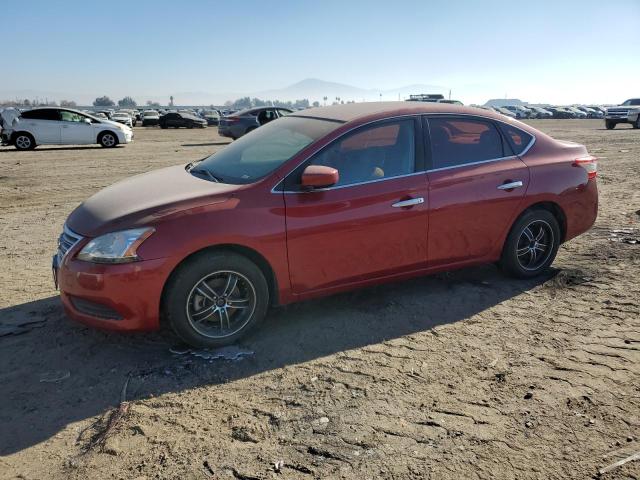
[425, 115, 530, 266]
[283, 117, 429, 293]
[60, 110, 94, 144]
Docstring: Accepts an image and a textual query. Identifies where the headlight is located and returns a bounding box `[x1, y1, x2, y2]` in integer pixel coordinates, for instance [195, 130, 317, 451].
[77, 227, 155, 263]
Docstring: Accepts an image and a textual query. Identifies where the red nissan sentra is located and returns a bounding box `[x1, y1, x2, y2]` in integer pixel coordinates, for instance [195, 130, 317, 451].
[53, 102, 598, 347]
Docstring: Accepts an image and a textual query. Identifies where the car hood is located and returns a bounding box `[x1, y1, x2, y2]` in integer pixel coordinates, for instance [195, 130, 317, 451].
[100, 119, 129, 129]
[67, 165, 239, 237]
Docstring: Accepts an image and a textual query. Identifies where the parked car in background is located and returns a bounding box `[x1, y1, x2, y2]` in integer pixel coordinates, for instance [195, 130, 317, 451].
[493, 107, 517, 118]
[203, 110, 221, 126]
[142, 110, 160, 126]
[547, 107, 574, 119]
[438, 99, 464, 105]
[117, 109, 138, 126]
[53, 102, 597, 347]
[566, 107, 587, 118]
[575, 106, 602, 119]
[1, 107, 132, 150]
[159, 112, 207, 129]
[218, 107, 293, 140]
[503, 105, 531, 119]
[527, 106, 553, 118]
[605, 99, 640, 129]
[112, 111, 133, 128]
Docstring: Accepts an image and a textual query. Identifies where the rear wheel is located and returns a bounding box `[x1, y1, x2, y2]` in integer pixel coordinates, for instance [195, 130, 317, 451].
[499, 209, 560, 279]
[163, 252, 269, 348]
[14, 132, 35, 150]
[605, 120, 615, 130]
[98, 131, 118, 148]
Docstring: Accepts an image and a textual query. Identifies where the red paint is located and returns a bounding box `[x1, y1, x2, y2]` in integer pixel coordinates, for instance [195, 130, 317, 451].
[57, 104, 598, 332]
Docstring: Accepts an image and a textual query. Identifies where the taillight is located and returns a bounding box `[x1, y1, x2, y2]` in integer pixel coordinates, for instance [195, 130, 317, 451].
[574, 155, 597, 180]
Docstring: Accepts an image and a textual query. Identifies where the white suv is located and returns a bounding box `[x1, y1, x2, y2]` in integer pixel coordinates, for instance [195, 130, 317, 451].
[1, 108, 133, 150]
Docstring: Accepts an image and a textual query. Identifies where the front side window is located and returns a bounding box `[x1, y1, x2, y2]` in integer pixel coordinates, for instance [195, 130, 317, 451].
[428, 117, 504, 169]
[60, 111, 85, 122]
[304, 119, 416, 188]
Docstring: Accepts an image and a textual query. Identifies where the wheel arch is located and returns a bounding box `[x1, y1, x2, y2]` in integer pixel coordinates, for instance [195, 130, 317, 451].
[160, 243, 280, 323]
[97, 129, 119, 144]
[511, 201, 567, 244]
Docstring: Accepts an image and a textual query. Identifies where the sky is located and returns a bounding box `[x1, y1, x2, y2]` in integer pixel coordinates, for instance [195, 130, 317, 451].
[2, 0, 639, 105]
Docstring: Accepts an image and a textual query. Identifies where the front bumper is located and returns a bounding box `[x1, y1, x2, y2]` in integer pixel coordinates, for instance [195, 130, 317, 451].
[55, 254, 174, 331]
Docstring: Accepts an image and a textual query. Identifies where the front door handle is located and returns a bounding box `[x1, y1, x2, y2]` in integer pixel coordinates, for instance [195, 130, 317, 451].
[497, 181, 523, 190]
[392, 197, 424, 208]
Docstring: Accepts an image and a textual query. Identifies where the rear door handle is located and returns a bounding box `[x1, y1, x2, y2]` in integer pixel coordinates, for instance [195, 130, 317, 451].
[392, 197, 424, 208]
[497, 181, 523, 190]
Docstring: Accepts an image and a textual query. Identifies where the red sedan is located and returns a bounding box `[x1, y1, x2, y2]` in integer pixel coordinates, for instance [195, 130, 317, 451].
[54, 102, 598, 347]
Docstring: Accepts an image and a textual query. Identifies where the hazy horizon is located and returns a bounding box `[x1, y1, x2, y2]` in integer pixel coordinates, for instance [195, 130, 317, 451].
[2, 0, 639, 106]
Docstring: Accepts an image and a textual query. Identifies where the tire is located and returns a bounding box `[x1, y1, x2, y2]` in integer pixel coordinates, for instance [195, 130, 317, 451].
[160, 124, 168, 129]
[499, 209, 561, 279]
[187, 124, 194, 129]
[98, 131, 118, 148]
[163, 251, 269, 348]
[634, 117, 640, 129]
[605, 121, 615, 130]
[13, 132, 36, 150]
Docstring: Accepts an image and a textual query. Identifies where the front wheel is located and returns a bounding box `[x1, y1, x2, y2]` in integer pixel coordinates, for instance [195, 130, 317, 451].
[99, 131, 118, 148]
[634, 117, 640, 129]
[163, 252, 269, 348]
[605, 121, 615, 130]
[499, 209, 560, 279]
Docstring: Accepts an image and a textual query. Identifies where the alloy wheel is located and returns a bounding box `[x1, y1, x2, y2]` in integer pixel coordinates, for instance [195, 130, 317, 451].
[185, 270, 257, 339]
[102, 134, 116, 147]
[16, 135, 31, 149]
[515, 220, 554, 271]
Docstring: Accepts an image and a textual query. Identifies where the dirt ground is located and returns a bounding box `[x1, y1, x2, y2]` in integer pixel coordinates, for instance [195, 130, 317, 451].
[0, 120, 638, 480]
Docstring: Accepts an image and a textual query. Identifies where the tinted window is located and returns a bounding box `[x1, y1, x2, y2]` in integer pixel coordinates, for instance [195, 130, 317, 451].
[499, 124, 533, 155]
[194, 116, 338, 185]
[428, 117, 504, 169]
[305, 119, 415, 187]
[21, 109, 59, 121]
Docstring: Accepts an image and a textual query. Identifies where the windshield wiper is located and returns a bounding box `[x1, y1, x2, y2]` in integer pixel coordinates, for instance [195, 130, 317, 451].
[190, 167, 221, 183]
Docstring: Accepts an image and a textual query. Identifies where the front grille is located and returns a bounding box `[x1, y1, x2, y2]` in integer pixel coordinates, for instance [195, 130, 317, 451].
[607, 109, 628, 115]
[57, 225, 83, 261]
[70, 297, 123, 320]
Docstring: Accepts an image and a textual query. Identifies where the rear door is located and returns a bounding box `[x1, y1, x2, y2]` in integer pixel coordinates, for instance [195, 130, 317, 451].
[283, 117, 429, 293]
[425, 115, 530, 266]
[20, 109, 61, 144]
[60, 110, 94, 144]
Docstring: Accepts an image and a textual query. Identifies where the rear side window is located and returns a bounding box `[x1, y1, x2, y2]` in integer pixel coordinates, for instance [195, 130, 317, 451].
[428, 117, 504, 169]
[499, 124, 533, 155]
[21, 109, 59, 121]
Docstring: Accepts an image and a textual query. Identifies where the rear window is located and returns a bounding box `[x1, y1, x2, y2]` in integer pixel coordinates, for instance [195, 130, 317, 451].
[499, 124, 534, 155]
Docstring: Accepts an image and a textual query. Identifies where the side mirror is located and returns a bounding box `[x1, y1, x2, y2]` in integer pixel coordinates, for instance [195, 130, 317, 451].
[301, 165, 339, 189]
[84, 118, 92, 124]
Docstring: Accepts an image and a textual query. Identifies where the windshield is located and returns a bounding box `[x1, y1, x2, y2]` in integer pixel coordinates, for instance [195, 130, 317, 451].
[192, 116, 339, 185]
[622, 99, 640, 106]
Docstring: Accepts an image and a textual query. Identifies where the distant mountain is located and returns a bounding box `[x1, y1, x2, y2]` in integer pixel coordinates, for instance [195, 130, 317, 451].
[254, 78, 447, 102]
[0, 79, 449, 107]
[485, 98, 527, 107]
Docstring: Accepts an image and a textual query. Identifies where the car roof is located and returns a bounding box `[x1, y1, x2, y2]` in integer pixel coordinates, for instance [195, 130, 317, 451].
[291, 101, 511, 124]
